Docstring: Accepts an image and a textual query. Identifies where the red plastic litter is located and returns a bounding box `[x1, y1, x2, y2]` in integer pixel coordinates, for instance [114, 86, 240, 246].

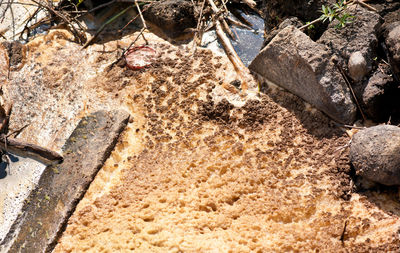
[124, 46, 157, 70]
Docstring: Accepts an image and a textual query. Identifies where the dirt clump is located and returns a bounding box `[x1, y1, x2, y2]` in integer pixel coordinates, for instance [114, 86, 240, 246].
[1, 41, 25, 70]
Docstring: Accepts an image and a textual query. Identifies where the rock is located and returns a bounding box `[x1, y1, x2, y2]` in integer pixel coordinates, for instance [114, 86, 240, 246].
[382, 22, 400, 79]
[348, 51, 368, 81]
[350, 125, 400, 186]
[249, 25, 356, 124]
[360, 66, 395, 121]
[263, 17, 303, 48]
[318, 5, 382, 73]
[143, 0, 196, 39]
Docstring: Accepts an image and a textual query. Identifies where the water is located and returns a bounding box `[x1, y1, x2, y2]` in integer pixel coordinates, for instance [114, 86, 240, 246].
[202, 12, 265, 67]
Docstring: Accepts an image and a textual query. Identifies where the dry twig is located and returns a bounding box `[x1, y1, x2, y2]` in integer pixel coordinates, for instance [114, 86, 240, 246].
[335, 63, 367, 122]
[133, 0, 149, 44]
[0, 103, 63, 166]
[31, 0, 86, 44]
[107, 27, 146, 71]
[207, 0, 253, 90]
[191, 0, 206, 53]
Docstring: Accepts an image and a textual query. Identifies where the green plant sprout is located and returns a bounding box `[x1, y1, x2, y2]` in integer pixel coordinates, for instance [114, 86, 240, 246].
[320, 0, 354, 29]
[300, 0, 355, 31]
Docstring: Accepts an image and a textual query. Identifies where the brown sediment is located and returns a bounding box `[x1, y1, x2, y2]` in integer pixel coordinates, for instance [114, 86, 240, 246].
[11, 30, 399, 252]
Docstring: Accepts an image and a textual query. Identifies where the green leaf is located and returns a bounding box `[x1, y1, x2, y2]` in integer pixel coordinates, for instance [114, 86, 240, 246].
[306, 21, 315, 30]
[77, 0, 85, 7]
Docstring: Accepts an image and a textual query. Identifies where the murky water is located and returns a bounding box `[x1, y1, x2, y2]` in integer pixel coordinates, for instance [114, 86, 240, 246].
[202, 12, 265, 66]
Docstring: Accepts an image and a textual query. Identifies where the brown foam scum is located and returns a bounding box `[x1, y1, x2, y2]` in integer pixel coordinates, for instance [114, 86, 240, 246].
[40, 33, 400, 252]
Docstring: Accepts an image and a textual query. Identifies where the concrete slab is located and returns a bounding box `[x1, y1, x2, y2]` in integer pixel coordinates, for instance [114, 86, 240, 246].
[0, 157, 45, 243]
[0, 110, 129, 253]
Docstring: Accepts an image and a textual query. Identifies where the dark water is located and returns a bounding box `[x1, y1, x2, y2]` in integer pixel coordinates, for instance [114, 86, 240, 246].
[230, 12, 265, 67]
[0, 153, 19, 179]
[202, 12, 265, 67]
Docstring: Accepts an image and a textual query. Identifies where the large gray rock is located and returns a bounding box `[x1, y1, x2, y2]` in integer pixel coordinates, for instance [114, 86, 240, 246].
[318, 5, 382, 73]
[383, 22, 400, 79]
[360, 66, 395, 121]
[249, 25, 356, 124]
[263, 17, 303, 48]
[350, 125, 400, 186]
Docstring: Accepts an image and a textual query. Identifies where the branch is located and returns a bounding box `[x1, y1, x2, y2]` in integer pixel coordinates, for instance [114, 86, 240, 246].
[207, 0, 235, 40]
[335, 62, 367, 122]
[299, 18, 322, 31]
[0, 103, 12, 134]
[0, 135, 63, 165]
[350, 0, 377, 12]
[82, 5, 132, 49]
[31, 0, 86, 44]
[207, 0, 253, 90]
[134, 0, 148, 44]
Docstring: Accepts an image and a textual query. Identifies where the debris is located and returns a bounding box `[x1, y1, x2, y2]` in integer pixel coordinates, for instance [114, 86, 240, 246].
[0, 103, 63, 166]
[124, 45, 157, 69]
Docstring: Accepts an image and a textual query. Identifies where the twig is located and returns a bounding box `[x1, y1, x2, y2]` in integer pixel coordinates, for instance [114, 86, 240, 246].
[10, 2, 15, 39]
[207, 0, 235, 40]
[340, 220, 348, 246]
[299, 18, 322, 30]
[0, 1, 41, 8]
[332, 122, 365, 129]
[119, 13, 140, 33]
[6, 123, 29, 138]
[207, 0, 252, 90]
[215, 16, 251, 89]
[0, 135, 63, 165]
[82, 5, 133, 49]
[226, 16, 252, 30]
[118, 4, 150, 33]
[335, 63, 367, 122]
[350, 0, 377, 12]
[229, 8, 253, 28]
[107, 27, 146, 71]
[19, 5, 42, 40]
[204, 21, 215, 32]
[0, 103, 12, 134]
[192, 0, 206, 53]
[31, 0, 86, 44]
[0, 0, 12, 23]
[134, 0, 148, 44]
